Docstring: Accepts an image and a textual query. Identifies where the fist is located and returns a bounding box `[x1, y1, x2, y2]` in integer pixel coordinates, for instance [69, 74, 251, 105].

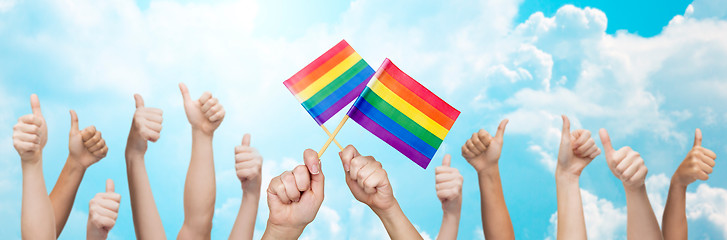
[235, 134, 263, 192]
[339, 145, 394, 212]
[435, 154, 463, 214]
[600, 129, 649, 189]
[68, 110, 108, 169]
[461, 119, 508, 173]
[266, 149, 324, 231]
[673, 129, 717, 187]
[179, 83, 225, 135]
[13, 94, 48, 163]
[126, 94, 163, 158]
[557, 115, 601, 177]
[87, 179, 121, 240]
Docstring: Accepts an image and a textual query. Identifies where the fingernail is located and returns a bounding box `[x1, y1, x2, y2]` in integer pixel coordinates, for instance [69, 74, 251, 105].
[309, 163, 320, 174]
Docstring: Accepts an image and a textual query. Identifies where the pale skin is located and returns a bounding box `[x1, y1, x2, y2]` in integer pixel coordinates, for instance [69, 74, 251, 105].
[460, 119, 514, 239]
[178, 83, 226, 240]
[434, 154, 463, 240]
[87, 179, 121, 240]
[125, 93, 166, 239]
[14, 94, 55, 239]
[662, 129, 717, 240]
[229, 133, 262, 240]
[600, 128, 662, 240]
[49, 109, 109, 237]
[555, 115, 601, 239]
[262, 149, 324, 240]
[339, 145, 422, 240]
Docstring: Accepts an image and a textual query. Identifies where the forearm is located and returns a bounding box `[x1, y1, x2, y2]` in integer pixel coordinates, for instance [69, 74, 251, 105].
[261, 222, 304, 240]
[477, 166, 514, 239]
[624, 186, 662, 240]
[49, 157, 86, 237]
[126, 155, 166, 239]
[436, 210, 461, 240]
[181, 130, 216, 234]
[229, 190, 260, 240]
[374, 201, 423, 240]
[555, 171, 586, 240]
[21, 159, 56, 239]
[662, 181, 687, 240]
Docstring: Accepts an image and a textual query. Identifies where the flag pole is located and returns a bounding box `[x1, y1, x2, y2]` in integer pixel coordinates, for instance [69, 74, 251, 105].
[321, 125, 344, 151]
[319, 115, 350, 158]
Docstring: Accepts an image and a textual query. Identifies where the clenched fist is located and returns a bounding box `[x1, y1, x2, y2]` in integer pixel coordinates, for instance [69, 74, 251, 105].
[179, 83, 225, 135]
[13, 94, 48, 164]
[557, 115, 601, 177]
[600, 129, 648, 189]
[68, 110, 108, 169]
[87, 179, 121, 240]
[125, 94, 163, 159]
[339, 145, 395, 212]
[235, 134, 263, 193]
[435, 154, 463, 214]
[461, 119, 508, 173]
[672, 129, 717, 187]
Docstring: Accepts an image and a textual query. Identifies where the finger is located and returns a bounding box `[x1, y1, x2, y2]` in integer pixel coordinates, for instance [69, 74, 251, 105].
[106, 179, 114, 193]
[573, 130, 591, 149]
[85, 131, 102, 148]
[271, 177, 290, 203]
[697, 153, 716, 167]
[435, 172, 461, 184]
[442, 154, 451, 167]
[96, 197, 121, 211]
[198, 91, 212, 105]
[576, 138, 595, 156]
[19, 115, 38, 125]
[599, 128, 615, 156]
[209, 109, 225, 122]
[204, 104, 222, 118]
[88, 139, 106, 152]
[693, 128, 702, 147]
[362, 169, 385, 194]
[201, 98, 219, 113]
[81, 126, 96, 141]
[281, 171, 301, 202]
[241, 133, 251, 147]
[93, 146, 108, 158]
[134, 94, 145, 108]
[696, 171, 709, 181]
[697, 147, 717, 159]
[70, 110, 79, 132]
[356, 161, 381, 190]
[14, 132, 40, 144]
[495, 119, 509, 140]
[617, 150, 639, 174]
[471, 131, 488, 151]
[146, 122, 162, 132]
[14, 141, 38, 152]
[292, 165, 311, 192]
[465, 140, 477, 155]
[303, 148, 320, 175]
[307, 149, 325, 195]
[629, 166, 648, 183]
[697, 161, 713, 174]
[30, 94, 42, 116]
[179, 83, 191, 102]
[621, 156, 642, 179]
[349, 156, 368, 181]
[561, 115, 570, 139]
[340, 145, 361, 172]
[461, 145, 474, 158]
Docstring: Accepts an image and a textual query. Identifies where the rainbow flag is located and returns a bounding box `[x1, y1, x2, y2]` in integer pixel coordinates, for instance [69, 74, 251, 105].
[346, 59, 460, 169]
[284, 40, 375, 125]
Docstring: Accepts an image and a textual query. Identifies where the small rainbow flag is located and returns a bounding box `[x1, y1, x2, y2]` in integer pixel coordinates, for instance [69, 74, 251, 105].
[284, 40, 375, 125]
[346, 59, 460, 169]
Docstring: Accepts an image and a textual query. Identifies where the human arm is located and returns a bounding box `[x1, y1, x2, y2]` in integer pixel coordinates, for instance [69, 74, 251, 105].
[434, 154, 463, 240]
[229, 134, 262, 240]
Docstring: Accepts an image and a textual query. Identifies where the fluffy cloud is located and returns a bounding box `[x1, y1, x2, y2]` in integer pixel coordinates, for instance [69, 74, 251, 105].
[546, 189, 626, 240]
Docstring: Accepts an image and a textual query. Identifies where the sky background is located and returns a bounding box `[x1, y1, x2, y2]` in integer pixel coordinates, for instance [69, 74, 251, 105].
[1, 0, 726, 239]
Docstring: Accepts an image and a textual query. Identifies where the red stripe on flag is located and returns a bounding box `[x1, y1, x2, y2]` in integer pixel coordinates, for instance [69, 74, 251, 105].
[284, 40, 351, 90]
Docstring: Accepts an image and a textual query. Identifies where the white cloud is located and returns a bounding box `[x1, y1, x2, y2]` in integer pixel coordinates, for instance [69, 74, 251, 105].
[686, 184, 727, 238]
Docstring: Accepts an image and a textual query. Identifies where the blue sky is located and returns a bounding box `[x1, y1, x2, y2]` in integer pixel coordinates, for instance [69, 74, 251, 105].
[1, 0, 726, 239]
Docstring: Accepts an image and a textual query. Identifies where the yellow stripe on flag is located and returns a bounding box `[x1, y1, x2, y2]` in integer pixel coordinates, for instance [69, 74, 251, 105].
[295, 52, 363, 102]
[368, 79, 448, 139]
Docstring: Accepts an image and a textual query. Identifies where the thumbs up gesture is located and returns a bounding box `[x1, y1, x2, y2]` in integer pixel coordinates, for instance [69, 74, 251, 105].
[461, 119, 509, 173]
[235, 133, 263, 193]
[68, 110, 108, 169]
[600, 129, 648, 189]
[179, 83, 225, 135]
[556, 115, 601, 177]
[435, 154, 463, 214]
[126, 94, 163, 159]
[13, 94, 48, 164]
[87, 179, 121, 240]
[672, 129, 717, 187]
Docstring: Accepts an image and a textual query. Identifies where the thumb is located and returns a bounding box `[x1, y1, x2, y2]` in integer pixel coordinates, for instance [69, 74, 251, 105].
[339, 145, 361, 172]
[304, 149, 324, 194]
[561, 115, 571, 140]
[179, 83, 192, 102]
[241, 133, 251, 147]
[442, 154, 451, 167]
[495, 119, 509, 140]
[69, 110, 79, 132]
[134, 94, 145, 108]
[30, 94, 42, 116]
[599, 128, 615, 156]
[106, 179, 115, 193]
[693, 128, 702, 147]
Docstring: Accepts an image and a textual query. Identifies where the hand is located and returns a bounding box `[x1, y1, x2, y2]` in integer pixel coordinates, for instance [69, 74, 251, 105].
[461, 119, 508, 173]
[339, 145, 395, 212]
[125, 94, 163, 159]
[672, 129, 717, 187]
[68, 110, 108, 169]
[265, 149, 324, 237]
[87, 179, 121, 240]
[556, 115, 601, 177]
[435, 154, 463, 214]
[179, 83, 225, 135]
[13, 94, 48, 164]
[235, 133, 263, 193]
[600, 129, 648, 189]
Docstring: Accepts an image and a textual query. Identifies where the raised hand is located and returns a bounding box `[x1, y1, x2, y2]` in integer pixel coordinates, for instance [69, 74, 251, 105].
[125, 94, 162, 159]
[557, 115, 601, 177]
[263, 149, 324, 240]
[599, 129, 648, 189]
[235, 133, 263, 193]
[87, 179, 121, 240]
[461, 119, 508, 173]
[13, 94, 47, 163]
[179, 83, 225, 135]
[672, 129, 717, 187]
[339, 145, 394, 212]
[435, 154, 463, 213]
[68, 110, 108, 169]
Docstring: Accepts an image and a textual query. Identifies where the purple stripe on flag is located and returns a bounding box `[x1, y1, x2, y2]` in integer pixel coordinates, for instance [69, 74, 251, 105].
[312, 74, 372, 125]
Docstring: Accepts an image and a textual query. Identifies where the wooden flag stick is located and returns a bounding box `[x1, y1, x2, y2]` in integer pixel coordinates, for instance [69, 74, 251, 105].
[319, 115, 350, 158]
[321, 125, 344, 151]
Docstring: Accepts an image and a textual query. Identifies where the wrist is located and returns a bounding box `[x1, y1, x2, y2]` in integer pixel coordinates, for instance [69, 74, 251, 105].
[442, 206, 462, 218]
[262, 221, 305, 240]
[476, 164, 500, 177]
[372, 199, 402, 221]
[623, 183, 646, 194]
[192, 128, 214, 138]
[670, 175, 690, 189]
[555, 168, 580, 184]
[66, 155, 89, 171]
